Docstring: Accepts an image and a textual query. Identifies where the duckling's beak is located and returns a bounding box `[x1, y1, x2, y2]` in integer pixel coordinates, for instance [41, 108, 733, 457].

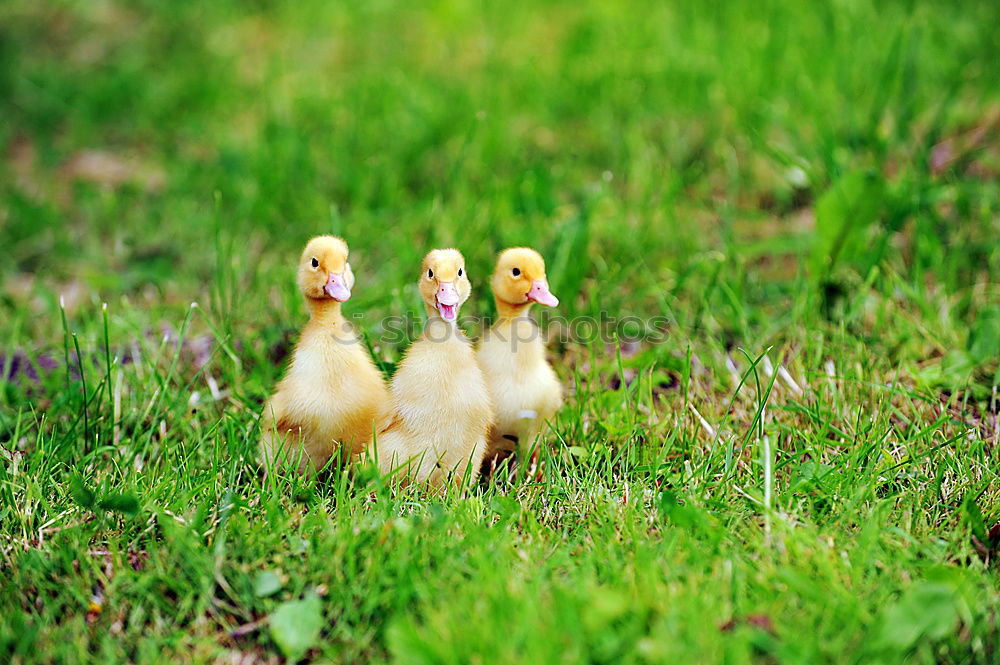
[436, 282, 460, 322]
[527, 280, 559, 307]
[324, 272, 351, 302]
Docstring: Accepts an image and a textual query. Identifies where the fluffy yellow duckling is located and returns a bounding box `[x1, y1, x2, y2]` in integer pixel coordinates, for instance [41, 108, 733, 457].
[476, 247, 562, 468]
[369, 249, 493, 488]
[260, 236, 389, 472]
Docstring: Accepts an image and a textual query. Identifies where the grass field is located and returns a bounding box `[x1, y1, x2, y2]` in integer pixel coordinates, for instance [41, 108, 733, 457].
[2, 0, 999, 662]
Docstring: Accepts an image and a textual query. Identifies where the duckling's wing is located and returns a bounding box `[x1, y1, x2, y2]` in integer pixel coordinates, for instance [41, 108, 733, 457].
[376, 410, 403, 436]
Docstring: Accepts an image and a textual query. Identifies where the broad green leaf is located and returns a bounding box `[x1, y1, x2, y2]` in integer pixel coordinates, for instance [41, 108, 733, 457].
[269, 594, 324, 662]
[961, 495, 987, 543]
[811, 170, 885, 278]
[876, 582, 958, 653]
[97, 493, 140, 516]
[253, 570, 283, 598]
[68, 475, 94, 509]
[793, 461, 834, 485]
[658, 492, 706, 530]
[968, 306, 1000, 361]
[916, 350, 977, 391]
[490, 496, 520, 519]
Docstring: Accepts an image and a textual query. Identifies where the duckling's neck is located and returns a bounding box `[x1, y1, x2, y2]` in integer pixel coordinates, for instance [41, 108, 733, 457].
[494, 298, 534, 323]
[305, 298, 345, 328]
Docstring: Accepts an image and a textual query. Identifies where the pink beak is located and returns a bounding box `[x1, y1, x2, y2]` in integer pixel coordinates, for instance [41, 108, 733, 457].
[324, 272, 351, 302]
[436, 282, 460, 321]
[527, 280, 559, 307]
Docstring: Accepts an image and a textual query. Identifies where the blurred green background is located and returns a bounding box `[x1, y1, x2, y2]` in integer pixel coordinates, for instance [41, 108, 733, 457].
[3, 0, 997, 335]
[1, 0, 999, 663]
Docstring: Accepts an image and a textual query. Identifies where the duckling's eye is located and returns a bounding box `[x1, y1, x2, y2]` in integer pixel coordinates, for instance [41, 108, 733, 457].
[310, 258, 319, 269]
[458, 268, 464, 277]
[512, 267, 521, 276]
[427, 269, 434, 279]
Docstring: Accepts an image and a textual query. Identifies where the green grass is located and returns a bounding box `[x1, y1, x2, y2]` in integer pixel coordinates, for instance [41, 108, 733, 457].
[2, 0, 999, 662]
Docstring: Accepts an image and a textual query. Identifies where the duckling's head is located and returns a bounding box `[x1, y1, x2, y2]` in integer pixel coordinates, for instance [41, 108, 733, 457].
[491, 247, 559, 309]
[419, 248, 470, 322]
[297, 235, 355, 302]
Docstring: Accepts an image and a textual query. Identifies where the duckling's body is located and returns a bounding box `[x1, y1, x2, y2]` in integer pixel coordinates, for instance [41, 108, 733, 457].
[370, 249, 493, 488]
[260, 236, 389, 472]
[477, 317, 562, 454]
[477, 248, 562, 464]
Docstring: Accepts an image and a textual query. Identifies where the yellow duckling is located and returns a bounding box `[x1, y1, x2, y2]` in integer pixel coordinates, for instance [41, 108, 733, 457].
[476, 247, 562, 469]
[369, 249, 493, 488]
[260, 236, 389, 472]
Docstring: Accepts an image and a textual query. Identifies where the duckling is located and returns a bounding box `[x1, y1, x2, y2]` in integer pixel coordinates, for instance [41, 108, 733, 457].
[260, 236, 389, 472]
[369, 249, 493, 488]
[476, 247, 562, 471]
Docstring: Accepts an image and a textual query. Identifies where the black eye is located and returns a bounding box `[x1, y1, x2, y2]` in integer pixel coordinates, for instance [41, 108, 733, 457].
[310, 258, 319, 268]
[427, 269, 434, 279]
[458, 268, 463, 277]
[512, 268, 521, 276]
